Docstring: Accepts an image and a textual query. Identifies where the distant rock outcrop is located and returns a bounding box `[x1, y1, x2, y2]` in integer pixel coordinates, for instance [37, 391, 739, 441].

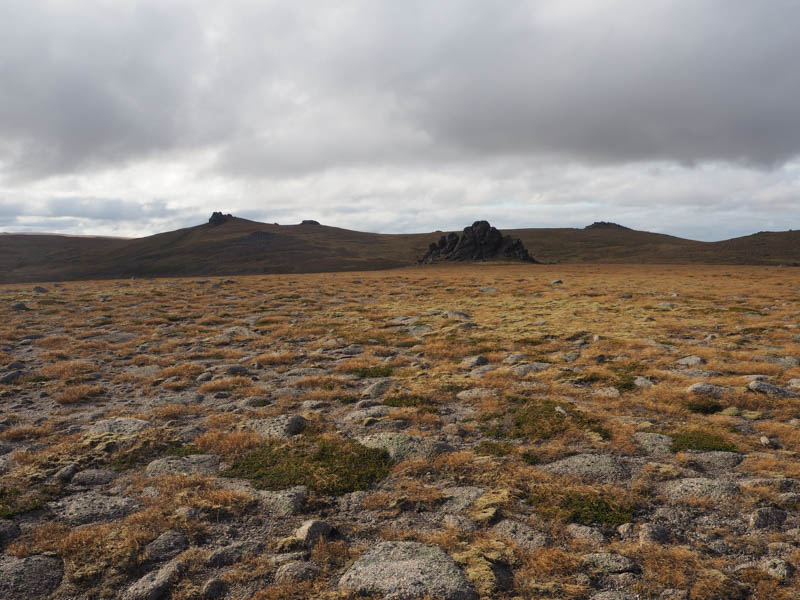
[585, 222, 631, 230]
[208, 212, 232, 226]
[301, 220, 320, 225]
[421, 221, 536, 264]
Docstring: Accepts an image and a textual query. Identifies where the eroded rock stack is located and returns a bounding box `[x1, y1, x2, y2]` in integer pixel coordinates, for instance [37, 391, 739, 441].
[421, 221, 536, 263]
[208, 212, 232, 226]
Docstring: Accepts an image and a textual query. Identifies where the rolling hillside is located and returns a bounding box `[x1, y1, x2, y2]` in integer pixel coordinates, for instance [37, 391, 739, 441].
[1, 216, 798, 283]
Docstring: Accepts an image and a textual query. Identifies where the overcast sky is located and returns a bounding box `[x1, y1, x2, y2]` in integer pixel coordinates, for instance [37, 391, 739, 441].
[1, 1, 799, 240]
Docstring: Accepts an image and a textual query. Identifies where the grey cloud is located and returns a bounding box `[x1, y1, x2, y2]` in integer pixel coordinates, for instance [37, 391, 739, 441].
[3, 1, 800, 182]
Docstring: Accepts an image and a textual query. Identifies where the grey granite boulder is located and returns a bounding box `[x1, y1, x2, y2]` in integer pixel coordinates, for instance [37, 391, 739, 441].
[0, 555, 63, 599]
[339, 541, 477, 600]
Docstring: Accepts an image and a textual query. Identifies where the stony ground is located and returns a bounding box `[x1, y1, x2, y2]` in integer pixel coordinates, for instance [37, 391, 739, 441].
[1, 264, 799, 600]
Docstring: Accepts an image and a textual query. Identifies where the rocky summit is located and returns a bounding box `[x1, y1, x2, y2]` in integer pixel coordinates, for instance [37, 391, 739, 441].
[420, 220, 536, 263]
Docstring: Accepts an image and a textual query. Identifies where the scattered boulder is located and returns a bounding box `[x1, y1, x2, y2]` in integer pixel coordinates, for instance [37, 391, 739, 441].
[362, 379, 393, 398]
[71, 468, 116, 486]
[206, 542, 261, 568]
[294, 519, 333, 546]
[51, 491, 139, 525]
[460, 356, 489, 369]
[660, 478, 739, 502]
[748, 380, 800, 398]
[0, 519, 21, 547]
[339, 541, 478, 600]
[491, 519, 550, 551]
[685, 382, 729, 397]
[143, 530, 189, 563]
[683, 451, 742, 473]
[456, 388, 498, 401]
[89, 418, 151, 435]
[359, 433, 452, 461]
[0, 555, 63, 599]
[676, 356, 706, 367]
[275, 561, 320, 583]
[145, 455, 219, 476]
[539, 454, 631, 484]
[0, 370, 24, 384]
[749, 507, 787, 530]
[581, 552, 638, 574]
[421, 221, 536, 264]
[634, 432, 673, 456]
[246, 415, 306, 439]
[122, 559, 185, 600]
[259, 486, 308, 515]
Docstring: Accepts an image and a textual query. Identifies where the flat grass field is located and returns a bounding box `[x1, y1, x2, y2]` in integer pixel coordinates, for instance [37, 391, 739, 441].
[1, 264, 800, 599]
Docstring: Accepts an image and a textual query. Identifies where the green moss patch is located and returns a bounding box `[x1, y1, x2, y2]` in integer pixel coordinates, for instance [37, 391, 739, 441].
[351, 365, 393, 378]
[474, 441, 515, 457]
[670, 429, 736, 452]
[221, 436, 391, 495]
[528, 488, 636, 526]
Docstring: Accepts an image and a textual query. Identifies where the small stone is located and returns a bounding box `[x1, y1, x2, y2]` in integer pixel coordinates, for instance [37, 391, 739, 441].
[260, 486, 307, 515]
[275, 561, 320, 584]
[595, 387, 620, 398]
[201, 578, 227, 599]
[362, 379, 393, 398]
[0, 371, 24, 384]
[460, 356, 489, 369]
[143, 530, 189, 563]
[634, 432, 673, 456]
[749, 507, 787, 530]
[581, 552, 638, 574]
[122, 559, 185, 600]
[246, 414, 306, 439]
[748, 380, 800, 398]
[456, 388, 497, 401]
[634, 376, 653, 388]
[294, 519, 333, 546]
[566, 523, 604, 544]
[676, 355, 706, 367]
[0, 520, 21, 547]
[71, 468, 116, 486]
[491, 519, 550, 551]
[145, 455, 219, 476]
[206, 542, 261, 567]
[686, 382, 729, 397]
[639, 523, 671, 544]
[89, 417, 151, 435]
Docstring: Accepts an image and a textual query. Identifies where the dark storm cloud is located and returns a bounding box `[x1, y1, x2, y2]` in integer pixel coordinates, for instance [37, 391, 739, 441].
[2, 0, 800, 181]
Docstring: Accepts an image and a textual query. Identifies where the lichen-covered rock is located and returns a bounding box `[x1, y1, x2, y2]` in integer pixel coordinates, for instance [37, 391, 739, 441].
[246, 415, 306, 439]
[539, 454, 631, 484]
[122, 559, 185, 600]
[145, 454, 220, 476]
[581, 552, 638, 574]
[0, 555, 63, 599]
[491, 519, 549, 551]
[339, 541, 477, 600]
[660, 478, 739, 502]
[358, 433, 452, 461]
[51, 491, 140, 525]
[89, 417, 151, 435]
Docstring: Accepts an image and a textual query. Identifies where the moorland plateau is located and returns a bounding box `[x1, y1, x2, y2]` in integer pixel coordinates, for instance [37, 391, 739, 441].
[1, 264, 800, 599]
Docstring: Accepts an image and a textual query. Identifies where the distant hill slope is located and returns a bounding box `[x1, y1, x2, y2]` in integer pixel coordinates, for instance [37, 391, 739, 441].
[1, 216, 798, 283]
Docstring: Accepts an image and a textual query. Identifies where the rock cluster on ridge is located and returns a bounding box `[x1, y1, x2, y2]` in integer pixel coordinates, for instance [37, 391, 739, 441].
[420, 220, 536, 263]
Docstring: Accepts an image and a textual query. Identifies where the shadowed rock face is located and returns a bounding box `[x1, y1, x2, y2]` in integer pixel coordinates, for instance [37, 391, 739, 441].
[208, 212, 232, 226]
[421, 221, 536, 263]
